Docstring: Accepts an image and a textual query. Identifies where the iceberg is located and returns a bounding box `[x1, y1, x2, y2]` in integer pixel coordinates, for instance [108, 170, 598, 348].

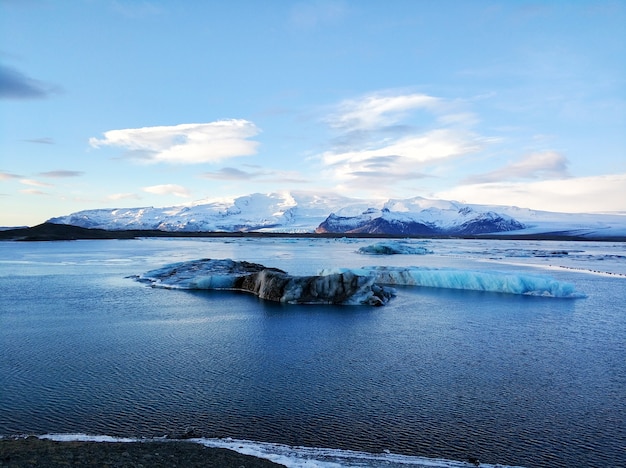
[358, 240, 433, 255]
[319, 266, 585, 298]
[138, 258, 395, 306]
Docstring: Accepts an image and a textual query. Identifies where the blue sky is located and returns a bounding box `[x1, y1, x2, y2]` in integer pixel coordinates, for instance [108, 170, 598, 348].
[1, 0, 625, 226]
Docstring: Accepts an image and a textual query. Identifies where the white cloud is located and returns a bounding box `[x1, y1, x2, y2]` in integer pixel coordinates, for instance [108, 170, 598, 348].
[322, 129, 481, 168]
[19, 188, 48, 196]
[39, 170, 84, 178]
[318, 91, 486, 191]
[436, 173, 626, 213]
[20, 178, 53, 187]
[89, 120, 260, 164]
[107, 193, 141, 201]
[0, 171, 21, 181]
[464, 150, 570, 184]
[142, 184, 191, 198]
[201, 167, 263, 180]
[328, 92, 440, 130]
[201, 166, 309, 184]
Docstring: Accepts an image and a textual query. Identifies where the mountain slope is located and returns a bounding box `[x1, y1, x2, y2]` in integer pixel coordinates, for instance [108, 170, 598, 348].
[315, 206, 525, 235]
[48, 192, 355, 233]
[46, 191, 626, 238]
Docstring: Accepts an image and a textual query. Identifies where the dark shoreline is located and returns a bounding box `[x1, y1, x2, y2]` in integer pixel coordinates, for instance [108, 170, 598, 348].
[0, 437, 285, 467]
[1, 222, 624, 242]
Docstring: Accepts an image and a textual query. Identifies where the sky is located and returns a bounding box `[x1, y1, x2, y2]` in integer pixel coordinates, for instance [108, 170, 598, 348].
[1, 0, 625, 226]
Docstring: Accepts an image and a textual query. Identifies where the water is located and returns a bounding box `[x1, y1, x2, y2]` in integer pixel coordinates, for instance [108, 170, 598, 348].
[1, 238, 625, 467]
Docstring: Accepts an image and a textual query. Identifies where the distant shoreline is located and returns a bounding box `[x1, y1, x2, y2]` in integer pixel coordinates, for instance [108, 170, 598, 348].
[0, 222, 624, 242]
[0, 436, 284, 467]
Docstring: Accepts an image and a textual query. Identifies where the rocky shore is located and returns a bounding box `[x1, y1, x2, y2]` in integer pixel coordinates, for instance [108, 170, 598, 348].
[0, 437, 285, 467]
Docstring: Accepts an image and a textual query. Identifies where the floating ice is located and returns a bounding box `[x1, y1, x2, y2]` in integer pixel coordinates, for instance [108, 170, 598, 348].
[138, 258, 395, 306]
[358, 241, 433, 255]
[320, 266, 586, 298]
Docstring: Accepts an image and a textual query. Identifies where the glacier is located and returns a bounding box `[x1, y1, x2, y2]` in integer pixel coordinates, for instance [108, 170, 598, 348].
[358, 240, 433, 255]
[319, 266, 586, 298]
[48, 191, 359, 233]
[137, 258, 395, 306]
[45, 191, 626, 238]
[316, 205, 525, 236]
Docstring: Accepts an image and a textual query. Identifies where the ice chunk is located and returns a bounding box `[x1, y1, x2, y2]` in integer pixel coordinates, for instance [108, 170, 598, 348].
[358, 241, 433, 255]
[138, 258, 395, 306]
[319, 266, 585, 298]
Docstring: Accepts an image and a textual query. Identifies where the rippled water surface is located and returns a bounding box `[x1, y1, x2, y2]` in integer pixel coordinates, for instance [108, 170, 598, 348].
[1, 238, 625, 467]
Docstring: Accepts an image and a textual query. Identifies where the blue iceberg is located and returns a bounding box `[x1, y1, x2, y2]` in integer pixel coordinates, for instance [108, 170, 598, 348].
[357, 241, 433, 255]
[319, 266, 586, 298]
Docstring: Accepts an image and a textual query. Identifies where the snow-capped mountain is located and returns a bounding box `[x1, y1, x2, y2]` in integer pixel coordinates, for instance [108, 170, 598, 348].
[48, 192, 363, 233]
[316, 206, 524, 235]
[47, 191, 626, 238]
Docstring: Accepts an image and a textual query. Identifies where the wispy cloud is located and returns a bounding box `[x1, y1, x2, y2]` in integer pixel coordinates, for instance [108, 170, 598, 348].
[437, 173, 626, 213]
[0, 171, 22, 181]
[0, 63, 59, 100]
[327, 92, 440, 131]
[142, 184, 191, 198]
[19, 188, 48, 196]
[201, 167, 262, 180]
[39, 170, 84, 178]
[201, 166, 309, 185]
[23, 137, 55, 145]
[20, 178, 53, 187]
[89, 120, 260, 164]
[318, 91, 486, 191]
[463, 151, 570, 184]
[107, 193, 141, 201]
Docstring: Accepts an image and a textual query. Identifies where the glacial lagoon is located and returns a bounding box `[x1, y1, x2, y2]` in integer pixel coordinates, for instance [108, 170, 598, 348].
[1, 237, 625, 467]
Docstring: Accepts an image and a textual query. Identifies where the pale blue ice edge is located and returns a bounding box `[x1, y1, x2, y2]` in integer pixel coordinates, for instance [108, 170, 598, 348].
[38, 434, 526, 468]
[323, 267, 586, 298]
[143, 259, 586, 299]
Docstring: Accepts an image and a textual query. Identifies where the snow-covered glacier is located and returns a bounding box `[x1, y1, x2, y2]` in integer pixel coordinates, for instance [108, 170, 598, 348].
[137, 258, 395, 306]
[48, 192, 362, 233]
[46, 191, 626, 238]
[316, 204, 525, 235]
[319, 266, 585, 298]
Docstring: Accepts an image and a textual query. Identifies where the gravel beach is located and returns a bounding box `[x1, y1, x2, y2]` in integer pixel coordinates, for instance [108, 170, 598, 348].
[0, 437, 285, 467]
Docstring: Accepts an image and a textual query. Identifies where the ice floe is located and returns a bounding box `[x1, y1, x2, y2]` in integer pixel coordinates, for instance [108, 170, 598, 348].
[319, 266, 585, 298]
[138, 258, 395, 306]
[137, 258, 585, 303]
[357, 241, 433, 255]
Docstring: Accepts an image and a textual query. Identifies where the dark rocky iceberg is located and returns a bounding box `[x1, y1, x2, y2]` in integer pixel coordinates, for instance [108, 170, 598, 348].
[137, 258, 395, 306]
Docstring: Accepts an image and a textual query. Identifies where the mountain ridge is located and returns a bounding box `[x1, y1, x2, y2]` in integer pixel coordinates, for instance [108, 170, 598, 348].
[43, 191, 626, 239]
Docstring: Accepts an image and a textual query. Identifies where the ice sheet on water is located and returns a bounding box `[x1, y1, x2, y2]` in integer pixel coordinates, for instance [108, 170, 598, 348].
[320, 266, 585, 298]
[358, 241, 433, 255]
